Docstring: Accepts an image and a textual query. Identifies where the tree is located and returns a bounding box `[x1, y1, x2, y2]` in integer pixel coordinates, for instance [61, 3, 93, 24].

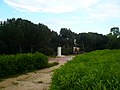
[77, 32, 107, 52]
[107, 27, 120, 49]
[59, 28, 77, 54]
[0, 18, 56, 55]
[110, 27, 120, 36]
[0, 18, 24, 54]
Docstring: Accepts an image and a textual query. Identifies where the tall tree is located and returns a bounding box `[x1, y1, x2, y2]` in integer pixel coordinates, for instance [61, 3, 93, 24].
[110, 27, 120, 36]
[107, 27, 120, 49]
[0, 18, 56, 55]
[59, 28, 77, 54]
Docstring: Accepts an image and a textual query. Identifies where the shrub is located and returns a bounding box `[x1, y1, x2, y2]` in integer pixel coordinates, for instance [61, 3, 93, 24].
[50, 49, 120, 90]
[62, 47, 73, 55]
[0, 52, 48, 79]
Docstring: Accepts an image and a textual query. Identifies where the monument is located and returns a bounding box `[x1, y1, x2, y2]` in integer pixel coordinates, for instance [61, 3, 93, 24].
[57, 47, 61, 56]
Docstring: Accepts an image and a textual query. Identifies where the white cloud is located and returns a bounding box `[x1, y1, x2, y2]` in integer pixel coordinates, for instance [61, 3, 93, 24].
[44, 19, 76, 26]
[88, 0, 120, 21]
[3, 0, 120, 25]
[4, 0, 99, 13]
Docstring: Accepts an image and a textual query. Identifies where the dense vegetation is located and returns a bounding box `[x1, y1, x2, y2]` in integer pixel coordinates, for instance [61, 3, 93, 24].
[50, 50, 120, 90]
[0, 52, 48, 79]
[0, 18, 120, 55]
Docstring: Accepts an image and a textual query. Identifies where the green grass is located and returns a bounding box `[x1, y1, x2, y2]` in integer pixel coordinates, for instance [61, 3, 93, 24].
[50, 49, 120, 90]
[48, 62, 59, 68]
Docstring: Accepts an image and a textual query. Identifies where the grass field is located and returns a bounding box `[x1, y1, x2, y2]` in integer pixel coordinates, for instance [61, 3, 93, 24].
[50, 49, 120, 90]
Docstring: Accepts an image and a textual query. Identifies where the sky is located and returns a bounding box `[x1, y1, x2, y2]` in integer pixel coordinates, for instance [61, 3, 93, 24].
[0, 0, 120, 35]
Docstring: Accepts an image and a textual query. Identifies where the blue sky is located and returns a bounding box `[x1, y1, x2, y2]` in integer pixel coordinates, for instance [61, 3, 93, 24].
[0, 0, 120, 35]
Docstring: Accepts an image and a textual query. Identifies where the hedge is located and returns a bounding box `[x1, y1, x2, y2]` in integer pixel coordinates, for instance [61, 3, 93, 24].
[0, 52, 48, 79]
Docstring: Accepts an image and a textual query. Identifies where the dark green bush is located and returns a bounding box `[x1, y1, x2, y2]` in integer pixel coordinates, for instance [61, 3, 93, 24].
[50, 49, 120, 90]
[0, 52, 48, 79]
[62, 47, 73, 55]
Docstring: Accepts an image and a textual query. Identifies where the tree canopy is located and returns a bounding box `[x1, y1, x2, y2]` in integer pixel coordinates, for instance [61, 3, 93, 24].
[0, 18, 120, 55]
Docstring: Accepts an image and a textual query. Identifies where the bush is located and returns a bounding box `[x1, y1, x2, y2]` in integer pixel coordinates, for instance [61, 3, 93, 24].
[50, 49, 120, 90]
[0, 52, 48, 79]
[62, 47, 73, 55]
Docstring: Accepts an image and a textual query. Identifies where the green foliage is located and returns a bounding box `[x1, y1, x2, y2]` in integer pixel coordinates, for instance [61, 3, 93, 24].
[48, 62, 59, 68]
[77, 32, 108, 52]
[110, 27, 120, 36]
[0, 52, 48, 79]
[0, 18, 120, 55]
[0, 18, 57, 55]
[62, 47, 73, 55]
[50, 50, 120, 90]
[107, 27, 120, 49]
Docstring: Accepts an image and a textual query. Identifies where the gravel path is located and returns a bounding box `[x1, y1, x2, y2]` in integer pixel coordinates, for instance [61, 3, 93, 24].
[0, 55, 74, 90]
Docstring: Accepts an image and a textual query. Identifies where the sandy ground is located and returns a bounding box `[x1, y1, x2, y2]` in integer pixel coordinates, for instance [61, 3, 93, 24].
[0, 55, 74, 90]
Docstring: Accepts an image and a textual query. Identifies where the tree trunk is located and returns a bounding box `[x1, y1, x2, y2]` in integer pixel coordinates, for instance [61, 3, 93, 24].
[19, 43, 22, 53]
[30, 45, 33, 53]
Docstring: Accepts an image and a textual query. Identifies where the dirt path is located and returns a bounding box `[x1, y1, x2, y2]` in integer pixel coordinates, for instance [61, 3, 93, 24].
[0, 55, 74, 90]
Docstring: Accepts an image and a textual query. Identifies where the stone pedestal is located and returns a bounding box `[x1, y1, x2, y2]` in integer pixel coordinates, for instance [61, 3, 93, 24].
[57, 47, 61, 56]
